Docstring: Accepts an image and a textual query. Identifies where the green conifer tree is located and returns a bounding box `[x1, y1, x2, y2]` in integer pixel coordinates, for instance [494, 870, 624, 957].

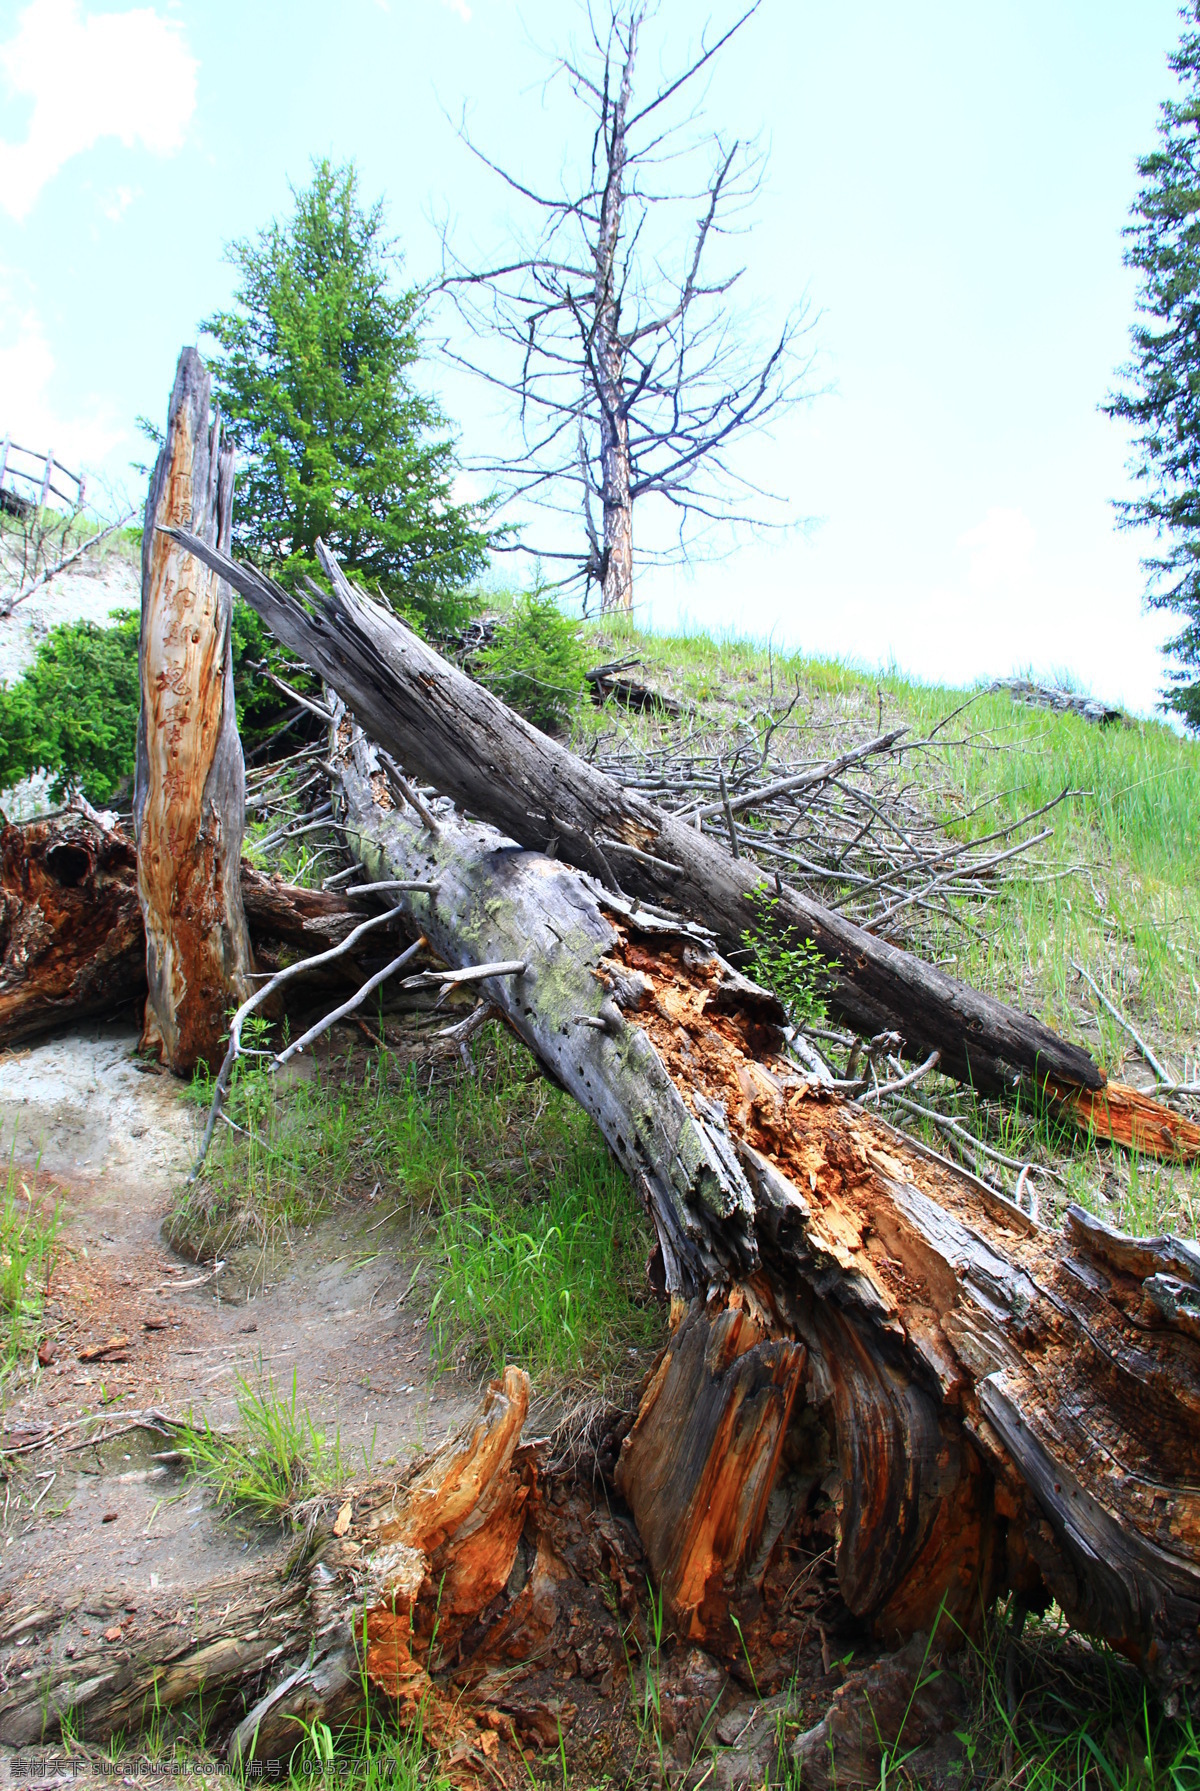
[1107, 6, 1200, 729]
[204, 159, 491, 633]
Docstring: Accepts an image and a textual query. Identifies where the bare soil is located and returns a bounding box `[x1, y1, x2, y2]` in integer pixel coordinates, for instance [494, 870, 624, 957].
[0, 1023, 477, 1637]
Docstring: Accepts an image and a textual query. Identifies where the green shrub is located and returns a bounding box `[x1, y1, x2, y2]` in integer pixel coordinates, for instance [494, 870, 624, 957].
[0, 609, 140, 805]
[476, 588, 589, 730]
[741, 885, 831, 1028]
[0, 599, 334, 804]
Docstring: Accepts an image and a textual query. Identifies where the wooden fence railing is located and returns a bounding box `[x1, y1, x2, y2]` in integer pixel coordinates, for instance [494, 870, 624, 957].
[0, 437, 86, 516]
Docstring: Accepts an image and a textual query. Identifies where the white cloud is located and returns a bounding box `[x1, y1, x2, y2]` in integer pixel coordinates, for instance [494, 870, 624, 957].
[101, 183, 138, 223]
[0, 272, 125, 471]
[0, 0, 196, 223]
[439, 0, 472, 21]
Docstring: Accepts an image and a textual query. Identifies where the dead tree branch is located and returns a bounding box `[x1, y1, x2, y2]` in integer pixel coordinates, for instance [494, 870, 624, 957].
[437, 0, 811, 610]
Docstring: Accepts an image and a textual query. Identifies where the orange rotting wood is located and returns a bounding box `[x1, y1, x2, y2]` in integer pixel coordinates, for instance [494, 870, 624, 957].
[1051, 1077, 1200, 1164]
[617, 1299, 806, 1636]
[364, 1367, 532, 1702]
[134, 348, 254, 1073]
[600, 925, 1200, 1663]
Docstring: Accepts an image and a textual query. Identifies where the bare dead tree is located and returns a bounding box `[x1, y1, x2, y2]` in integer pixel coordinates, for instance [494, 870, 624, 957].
[439, 0, 814, 613]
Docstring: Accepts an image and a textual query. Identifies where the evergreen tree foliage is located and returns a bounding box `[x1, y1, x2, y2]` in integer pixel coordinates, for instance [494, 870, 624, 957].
[1106, 6, 1200, 728]
[0, 611, 140, 805]
[476, 588, 590, 733]
[204, 159, 491, 633]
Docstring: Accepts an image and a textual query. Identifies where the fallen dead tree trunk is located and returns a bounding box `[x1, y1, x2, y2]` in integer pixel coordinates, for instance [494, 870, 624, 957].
[168, 530, 1104, 1098]
[326, 728, 1200, 1702]
[0, 808, 391, 1049]
[5, 738, 1199, 1758]
[0, 804, 145, 1046]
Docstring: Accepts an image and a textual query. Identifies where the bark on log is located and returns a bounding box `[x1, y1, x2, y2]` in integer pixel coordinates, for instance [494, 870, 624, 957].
[321, 724, 1200, 1704]
[0, 805, 145, 1045]
[5, 750, 1200, 1756]
[135, 352, 254, 1073]
[0, 810, 377, 1049]
[237, 864, 384, 954]
[167, 530, 1103, 1097]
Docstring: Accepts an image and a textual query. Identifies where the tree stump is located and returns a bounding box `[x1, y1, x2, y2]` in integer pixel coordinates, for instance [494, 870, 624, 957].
[134, 349, 254, 1073]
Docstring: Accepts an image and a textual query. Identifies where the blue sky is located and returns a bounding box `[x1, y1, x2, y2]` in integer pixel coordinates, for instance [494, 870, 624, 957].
[0, 0, 1187, 714]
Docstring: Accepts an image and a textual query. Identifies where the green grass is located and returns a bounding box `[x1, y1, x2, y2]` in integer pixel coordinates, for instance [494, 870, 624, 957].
[280, 1718, 447, 1789]
[177, 1366, 347, 1522]
[579, 619, 1200, 1059]
[0, 1139, 58, 1380]
[175, 1033, 389, 1251]
[177, 1021, 658, 1384]
[429, 1100, 654, 1378]
[947, 1603, 1200, 1791]
[385, 1028, 658, 1379]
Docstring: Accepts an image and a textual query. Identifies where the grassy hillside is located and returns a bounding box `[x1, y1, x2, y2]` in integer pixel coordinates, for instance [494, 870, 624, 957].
[572, 618, 1200, 1238]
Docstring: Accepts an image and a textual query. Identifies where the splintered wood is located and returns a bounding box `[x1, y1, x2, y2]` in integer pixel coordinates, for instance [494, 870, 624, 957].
[599, 927, 1200, 1680]
[617, 1301, 806, 1635]
[0, 807, 145, 1044]
[1052, 1076, 1200, 1163]
[320, 730, 1200, 1703]
[364, 1367, 534, 1708]
[134, 348, 253, 1072]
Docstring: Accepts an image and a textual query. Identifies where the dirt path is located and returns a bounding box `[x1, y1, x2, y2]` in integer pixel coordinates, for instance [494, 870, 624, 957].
[0, 1024, 476, 1634]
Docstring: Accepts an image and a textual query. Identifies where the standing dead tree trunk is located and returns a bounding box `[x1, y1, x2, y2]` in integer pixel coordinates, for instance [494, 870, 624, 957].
[591, 6, 636, 613]
[168, 530, 1102, 1099]
[134, 350, 254, 1073]
[438, 1, 803, 613]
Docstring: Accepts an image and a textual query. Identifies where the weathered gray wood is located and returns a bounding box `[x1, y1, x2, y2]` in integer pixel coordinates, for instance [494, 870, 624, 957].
[134, 351, 254, 1073]
[327, 723, 1200, 1705]
[4, 746, 1200, 1754]
[165, 529, 1103, 1096]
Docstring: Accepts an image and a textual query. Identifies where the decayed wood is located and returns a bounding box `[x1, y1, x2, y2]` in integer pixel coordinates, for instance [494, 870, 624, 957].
[0, 804, 145, 1045]
[321, 727, 1200, 1703]
[167, 530, 1103, 1097]
[0, 810, 377, 1050]
[5, 754, 1200, 1754]
[134, 351, 254, 1073]
[617, 1300, 806, 1632]
[0, 1373, 653, 1765]
[1052, 1076, 1200, 1164]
